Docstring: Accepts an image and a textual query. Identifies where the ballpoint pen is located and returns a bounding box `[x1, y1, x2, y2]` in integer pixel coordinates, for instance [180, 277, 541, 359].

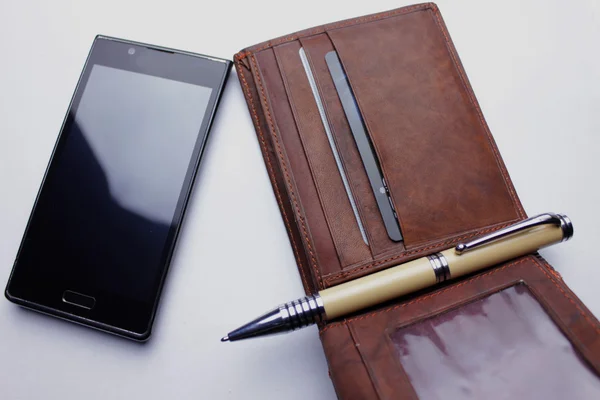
[221, 213, 573, 342]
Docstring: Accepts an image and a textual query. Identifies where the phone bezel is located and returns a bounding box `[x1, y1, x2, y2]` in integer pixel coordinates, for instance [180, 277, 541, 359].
[4, 36, 231, 341]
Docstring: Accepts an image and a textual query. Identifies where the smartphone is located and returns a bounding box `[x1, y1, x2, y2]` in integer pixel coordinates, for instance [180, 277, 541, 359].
[5, 36, 231, 340]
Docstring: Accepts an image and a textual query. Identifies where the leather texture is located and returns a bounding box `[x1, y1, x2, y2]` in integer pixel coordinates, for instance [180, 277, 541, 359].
[234, 3, 600, 398]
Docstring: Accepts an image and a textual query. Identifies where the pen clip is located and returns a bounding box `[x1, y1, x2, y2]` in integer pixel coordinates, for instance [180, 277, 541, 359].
[455, 213, 573, 254]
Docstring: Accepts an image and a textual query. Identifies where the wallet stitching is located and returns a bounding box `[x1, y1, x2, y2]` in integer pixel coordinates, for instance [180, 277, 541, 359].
[429, 8, 525, 220]
[321, 257, 600, 337]
[323, 221, 515, 284]
[249, 54, 323, 289]
[264, 48, 328, 283]
[531, 257, 600, 337]
[233, 3, 432, 61]
[235, 60, 311, 292]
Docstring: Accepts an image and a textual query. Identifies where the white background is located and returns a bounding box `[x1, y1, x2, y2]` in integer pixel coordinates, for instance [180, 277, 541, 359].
[1, 1, 599, 399]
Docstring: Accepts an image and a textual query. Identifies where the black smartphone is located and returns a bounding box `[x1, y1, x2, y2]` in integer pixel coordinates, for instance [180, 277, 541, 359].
[5, 36, 231, 340]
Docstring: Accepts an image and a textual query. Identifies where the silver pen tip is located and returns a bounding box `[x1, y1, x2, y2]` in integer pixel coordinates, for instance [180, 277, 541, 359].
[221, 335, 230, 342]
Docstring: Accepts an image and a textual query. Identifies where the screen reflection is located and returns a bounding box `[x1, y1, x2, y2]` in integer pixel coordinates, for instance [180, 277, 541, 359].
[14, 64, 212, 303]
[76, 65, 212, 224]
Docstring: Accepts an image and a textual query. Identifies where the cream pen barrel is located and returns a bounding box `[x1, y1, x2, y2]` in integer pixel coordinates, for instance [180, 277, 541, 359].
[221, 213, 573, 342]
[320, 254, 436, 320]
[322, 216, 569, 320]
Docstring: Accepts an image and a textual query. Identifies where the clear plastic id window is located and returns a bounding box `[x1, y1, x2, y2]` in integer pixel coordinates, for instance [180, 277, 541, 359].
[391, 284, 600, 399]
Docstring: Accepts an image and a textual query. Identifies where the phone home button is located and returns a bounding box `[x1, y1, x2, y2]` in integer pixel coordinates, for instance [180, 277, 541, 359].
[62, 290, 96, 310]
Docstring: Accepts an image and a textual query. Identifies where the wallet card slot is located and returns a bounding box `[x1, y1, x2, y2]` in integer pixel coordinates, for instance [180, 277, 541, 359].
[327, 9, 523, 248]
[272, 41, 373, 271]
[299, 34, 406, 259]
[253, 49, 342, 278]
[298, 47, 369, 246]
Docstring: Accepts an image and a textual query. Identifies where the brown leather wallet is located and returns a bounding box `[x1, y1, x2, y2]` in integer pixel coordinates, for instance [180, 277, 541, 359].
[233, 3, 600, 398]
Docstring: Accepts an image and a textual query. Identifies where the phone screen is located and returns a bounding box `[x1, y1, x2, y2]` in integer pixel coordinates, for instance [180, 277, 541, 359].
[6, 38, 230, 338]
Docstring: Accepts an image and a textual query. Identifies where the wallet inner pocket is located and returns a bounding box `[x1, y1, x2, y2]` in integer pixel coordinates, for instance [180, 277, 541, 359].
[272, 41, 373, 270]
[327, 9, 522, 248]
[299, 33, 405, 259]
